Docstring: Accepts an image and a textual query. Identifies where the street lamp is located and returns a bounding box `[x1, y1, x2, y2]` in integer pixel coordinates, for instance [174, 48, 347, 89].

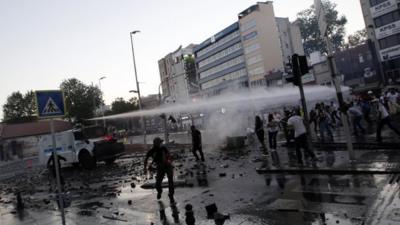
[98, 76, 107, 128]
[130, 30, 147, 144]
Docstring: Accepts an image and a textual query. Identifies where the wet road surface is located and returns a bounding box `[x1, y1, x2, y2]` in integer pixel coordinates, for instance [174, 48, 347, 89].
[1, 127, 400, 224]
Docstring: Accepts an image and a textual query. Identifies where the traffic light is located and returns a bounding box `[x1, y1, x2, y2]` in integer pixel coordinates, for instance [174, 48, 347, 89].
[286, 54, 309, 86]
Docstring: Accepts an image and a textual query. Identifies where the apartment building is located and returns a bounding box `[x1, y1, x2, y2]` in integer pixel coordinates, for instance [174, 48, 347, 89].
[360, 0, 400, 84]
[158, 44, 196, 103]
[193, 22, 248, 97]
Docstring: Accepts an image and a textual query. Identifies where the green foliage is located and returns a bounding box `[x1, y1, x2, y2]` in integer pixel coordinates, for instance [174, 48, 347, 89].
[106, 97, 138, 115]
[60, 78, 102, 123]
[296, 0, 347, 55]
[346, 29, 368, 48]
[2, 91, 37, 123]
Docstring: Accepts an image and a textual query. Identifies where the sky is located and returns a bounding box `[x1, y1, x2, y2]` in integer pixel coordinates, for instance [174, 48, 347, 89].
[0, 0, 365, 119]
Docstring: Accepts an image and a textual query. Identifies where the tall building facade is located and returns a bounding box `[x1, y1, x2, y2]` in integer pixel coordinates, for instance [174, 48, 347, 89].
[238, 2, 285, 88]
[360, 0, 400, 84]
[193, 22, 248, 97]
[158, 44, 197, 103]
[160, 1, 304, 98]
[193, 1, 304, 96]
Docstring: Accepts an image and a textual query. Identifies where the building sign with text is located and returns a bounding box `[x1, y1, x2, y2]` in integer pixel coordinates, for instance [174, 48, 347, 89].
[370, 0, 399, 18]
[380, 44, 400, 61]
[376, 20, 400, 39]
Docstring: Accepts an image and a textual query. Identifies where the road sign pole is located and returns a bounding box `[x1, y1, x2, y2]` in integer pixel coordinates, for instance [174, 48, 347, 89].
[50, 119, 66, 225]
[294, 57, 313, 151]
[325, 37, 355, 162]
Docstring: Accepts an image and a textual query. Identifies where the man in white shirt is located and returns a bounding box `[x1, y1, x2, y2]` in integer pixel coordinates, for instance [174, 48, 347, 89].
[287, 111, 317, 165]
[386, 89, 399, 115]
[376, 99, 400, 142]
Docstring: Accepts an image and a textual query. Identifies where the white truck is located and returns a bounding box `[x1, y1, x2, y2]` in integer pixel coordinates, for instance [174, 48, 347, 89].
[39, 126, 125, 169]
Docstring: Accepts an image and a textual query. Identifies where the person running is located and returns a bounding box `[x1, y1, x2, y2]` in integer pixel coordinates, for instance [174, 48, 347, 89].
[144, 137, 175, 203]
[375, 99, 400, 143]
[190, 125, 205, 162]
[267, 114, 279, 151]
[255, 115, 267, 154]
[287, 110, 317, 165]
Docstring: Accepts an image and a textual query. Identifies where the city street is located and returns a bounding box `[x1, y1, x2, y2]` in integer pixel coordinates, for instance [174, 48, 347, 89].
[1, 120, 400, 225]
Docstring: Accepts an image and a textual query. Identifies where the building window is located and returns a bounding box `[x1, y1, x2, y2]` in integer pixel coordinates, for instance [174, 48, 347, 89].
[246, 54, 263, 67]
[200, 55, 245, 79]
[201, 69, 247, 89]
[198, 42, 242, 68]
[379, 33, 400, 49]
[240, 19, 257, 32]
[374, 10, 400, 28]
[244, 43, 261, 54]
[197, 30, 240, 57]
[242, 31, 258, 42]
[248, 66, 265, 76]
[369, 0, 390, 7]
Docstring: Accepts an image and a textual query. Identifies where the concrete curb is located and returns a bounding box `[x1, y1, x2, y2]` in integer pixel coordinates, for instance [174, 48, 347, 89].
[256, 167, 400, 175]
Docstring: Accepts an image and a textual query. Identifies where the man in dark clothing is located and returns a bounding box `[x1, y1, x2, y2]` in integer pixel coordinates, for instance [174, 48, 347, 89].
[144, 137, 175, 203]
[191, 125, 205, 162]
[47, 152, 67, 186]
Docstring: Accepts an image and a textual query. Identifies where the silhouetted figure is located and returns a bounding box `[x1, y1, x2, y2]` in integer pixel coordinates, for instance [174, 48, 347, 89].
[255, 116, 267, 154]
[144, 137, 175, 204]
[267, 114, 279, 150]
[191, 125, 205, 162]
[185, 204, 195, 225]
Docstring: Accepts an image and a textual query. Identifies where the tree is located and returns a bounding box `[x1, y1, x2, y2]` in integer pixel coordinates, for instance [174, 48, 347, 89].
[296, 0, 347, 55]
[60, 78, 102, 123]
[2, 91, 37, 123]
[346, 29, 368, 48]
[106, 97, 138, 115]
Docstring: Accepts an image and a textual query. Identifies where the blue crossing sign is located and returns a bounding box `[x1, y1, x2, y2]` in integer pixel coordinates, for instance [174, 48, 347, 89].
[35, 90, 66, 118]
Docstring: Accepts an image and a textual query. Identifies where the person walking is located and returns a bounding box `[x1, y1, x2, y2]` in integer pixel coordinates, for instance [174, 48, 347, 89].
[375, 99, 400, 143]
[190, 125, 205, 162]
[255, 115, 268, 155]
[348, 102, 366, 135]
[267, 114, 279, 151]
[144, 137, 175, 204]
[287, 111, 317, 165]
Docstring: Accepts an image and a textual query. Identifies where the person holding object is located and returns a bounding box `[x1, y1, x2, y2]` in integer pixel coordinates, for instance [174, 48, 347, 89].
[144, 137, 175, 204]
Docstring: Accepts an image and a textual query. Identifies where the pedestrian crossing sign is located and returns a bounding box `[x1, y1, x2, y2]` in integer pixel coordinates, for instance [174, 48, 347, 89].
[35, 90, 66, 118]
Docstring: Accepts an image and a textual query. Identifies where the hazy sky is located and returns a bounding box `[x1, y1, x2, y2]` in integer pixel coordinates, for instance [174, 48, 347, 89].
[0, 0, 365, 119]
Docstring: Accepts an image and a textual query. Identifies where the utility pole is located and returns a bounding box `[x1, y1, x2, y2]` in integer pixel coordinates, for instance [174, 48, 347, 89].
[315, 0, 354, 161]
[130, 30, 147, 145]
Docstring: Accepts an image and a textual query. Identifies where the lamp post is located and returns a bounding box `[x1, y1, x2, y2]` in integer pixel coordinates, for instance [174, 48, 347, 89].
[130, 30, 146, 144]
[98, 76, 106, 128]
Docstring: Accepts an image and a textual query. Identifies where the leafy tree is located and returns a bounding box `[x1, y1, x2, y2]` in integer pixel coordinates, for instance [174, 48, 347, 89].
[60, 78, 102, 123]
[184, 54, 198, 93]
[296, 0, 347, 55]
[2, 91, 37, 123]
[346, 29, 368, 48]
[106, 97, 138, 115]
